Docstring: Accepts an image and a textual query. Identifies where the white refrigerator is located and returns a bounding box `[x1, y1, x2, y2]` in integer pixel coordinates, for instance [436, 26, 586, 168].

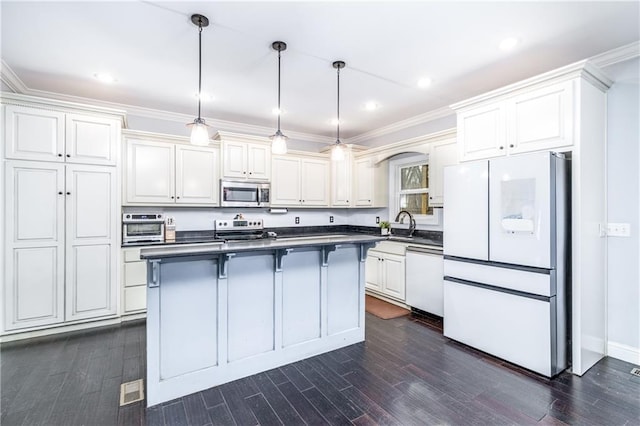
[443, 151, 569, 377]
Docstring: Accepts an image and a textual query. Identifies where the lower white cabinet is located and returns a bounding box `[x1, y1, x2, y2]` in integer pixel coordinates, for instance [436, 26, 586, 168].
[122, 247, 147, 314]
[4, 161, 118, 331]
[365, 242, 406, 301]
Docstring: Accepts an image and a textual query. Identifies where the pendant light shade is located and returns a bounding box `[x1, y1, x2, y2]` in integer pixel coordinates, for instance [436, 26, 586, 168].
[186, 14, 211, 146]
[270, 41, 288, 155]
[331, 60, 346, 162]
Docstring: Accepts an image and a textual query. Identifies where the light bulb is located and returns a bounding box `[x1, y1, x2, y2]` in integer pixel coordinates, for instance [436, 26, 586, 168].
[271, 131, 288, 155]
[188, 121, 210, 146]
[331, 143, 345, 162]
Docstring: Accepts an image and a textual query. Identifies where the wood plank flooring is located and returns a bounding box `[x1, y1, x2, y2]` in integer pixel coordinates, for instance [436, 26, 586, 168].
[1, 313, 639, 425]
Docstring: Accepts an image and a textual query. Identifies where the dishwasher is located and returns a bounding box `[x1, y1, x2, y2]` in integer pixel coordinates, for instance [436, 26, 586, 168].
[405, 246, 444, 316]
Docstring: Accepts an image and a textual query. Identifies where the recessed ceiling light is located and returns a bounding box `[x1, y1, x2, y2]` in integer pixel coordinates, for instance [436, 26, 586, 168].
[417, 77, 432, 89]
[331, 118, 342, 126]
[94, 73, 116, 84]
[364, 101, 379, 111]
[272, 107, 286, 115]
[499, 37, 519, 51]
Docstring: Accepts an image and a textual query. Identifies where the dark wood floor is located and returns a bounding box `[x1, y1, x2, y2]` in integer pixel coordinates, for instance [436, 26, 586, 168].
[1, 313, 639, 426]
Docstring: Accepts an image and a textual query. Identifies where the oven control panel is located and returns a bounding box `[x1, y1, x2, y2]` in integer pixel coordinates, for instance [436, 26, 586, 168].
[215, 219, 263, 231]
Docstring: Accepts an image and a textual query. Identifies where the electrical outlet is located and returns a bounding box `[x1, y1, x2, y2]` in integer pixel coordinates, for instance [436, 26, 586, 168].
[607, 223, 631, 237]
[376, 216, 380, 224]
[329, 216, 334, 223]
[295, 216, 300, 224]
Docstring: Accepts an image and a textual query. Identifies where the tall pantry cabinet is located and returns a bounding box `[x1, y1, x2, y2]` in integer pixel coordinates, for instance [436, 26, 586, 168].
[2, 94, 124, 333]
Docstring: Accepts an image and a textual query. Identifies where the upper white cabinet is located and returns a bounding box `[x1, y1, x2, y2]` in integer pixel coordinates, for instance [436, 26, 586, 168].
[454, 80, 574, 162]
[4, 104, 120, 165]
[353, 157, 388, 207]
[4, 161, 118, 331]
[330, 149, 353, 207]
[271, 154, 330, 207]
[124, 134, 219, 205]
[220, 140, 270, 181]
[428, 138, 458, 207]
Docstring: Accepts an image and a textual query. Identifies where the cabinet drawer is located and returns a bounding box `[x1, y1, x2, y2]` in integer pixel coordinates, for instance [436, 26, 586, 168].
[123, 248, 142, 262]
[124, 262, 147, 287]
[124, 286, 146, 312]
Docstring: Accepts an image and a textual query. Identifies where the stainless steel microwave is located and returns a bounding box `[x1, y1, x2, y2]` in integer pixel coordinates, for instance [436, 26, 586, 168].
[220, 180, 270, 208]
[122, 213, 164, 244]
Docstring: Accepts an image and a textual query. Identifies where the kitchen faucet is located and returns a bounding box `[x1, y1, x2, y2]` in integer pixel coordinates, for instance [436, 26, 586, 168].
[394, 210, 416, 237]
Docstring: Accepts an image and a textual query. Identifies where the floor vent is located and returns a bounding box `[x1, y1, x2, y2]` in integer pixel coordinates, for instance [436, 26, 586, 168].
[119, 379, 144, 406]
[631, 368, 640, 377]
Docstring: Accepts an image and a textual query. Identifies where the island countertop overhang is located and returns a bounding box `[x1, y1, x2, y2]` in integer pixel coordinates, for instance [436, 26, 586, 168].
[140, 233, 387, 260]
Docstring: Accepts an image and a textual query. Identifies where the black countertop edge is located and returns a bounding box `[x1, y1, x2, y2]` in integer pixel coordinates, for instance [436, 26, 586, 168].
[122, 225, 443, 248]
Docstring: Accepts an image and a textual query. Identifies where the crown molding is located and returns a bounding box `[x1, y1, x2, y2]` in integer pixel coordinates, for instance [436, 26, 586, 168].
[0, 60, 28, 93]
[589, 40, 640, 69]
[345, 106, 454, 145]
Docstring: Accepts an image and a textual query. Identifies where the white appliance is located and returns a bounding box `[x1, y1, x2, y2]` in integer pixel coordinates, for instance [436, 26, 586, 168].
[443, 151, 569, 377]
[405, 246, 444, 316]
[220, 180, 270, 208]
[122, 213, 165, 244]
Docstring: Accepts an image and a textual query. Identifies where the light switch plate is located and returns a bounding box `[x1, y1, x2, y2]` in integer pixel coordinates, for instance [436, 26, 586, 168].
[607, 223, 631, 237]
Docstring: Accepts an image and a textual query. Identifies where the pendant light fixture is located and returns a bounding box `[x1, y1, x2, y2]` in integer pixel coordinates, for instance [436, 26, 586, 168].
[270, 41, 288, 155]
[331, 60, 346, 162]
[186, 14, 210, 146]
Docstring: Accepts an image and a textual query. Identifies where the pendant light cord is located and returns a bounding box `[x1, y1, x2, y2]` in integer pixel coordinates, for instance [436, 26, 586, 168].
[277, 48, 282, 132]
[336, 66, 340, 143]
[197, 19, 203, 121]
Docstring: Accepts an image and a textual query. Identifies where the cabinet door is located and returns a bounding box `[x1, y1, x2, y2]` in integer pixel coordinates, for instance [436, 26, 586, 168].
[301, 158, 330, 206]
[429, 139, 458, 207]
[271, 156, 301, 206]
[353, 158, 373, 206]
[365, 253, 382, 292]
[509, 81, 574, 154]
[4, 105, 65, 162]
[125, 139, 175, 203]
[65, 114, 119, 165]
[65, 165, 117, 321]
[382, 254, 406, 301]
[247, 143, 271, 180]
[4, 161, 65, 330]
[458, 103, 507, 161]
[222, 141, 247, 179]
[176, 145, 219, 205]
[331, 151, 352, 206]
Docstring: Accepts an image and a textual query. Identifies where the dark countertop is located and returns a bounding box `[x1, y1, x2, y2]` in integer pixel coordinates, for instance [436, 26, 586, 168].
[140, 234, 386, 260]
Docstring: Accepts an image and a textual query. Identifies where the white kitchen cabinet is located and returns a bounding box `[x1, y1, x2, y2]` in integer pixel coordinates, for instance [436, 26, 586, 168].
[455, 80, 574, 162]
[366, 250, 406, 301]
[221, 140, 270, 180]
[330, 149, 353, 207]
[4, 104, 120, 165]
[4, 161, 118, 331]
[124, 136, 219, 205]
[65, 165, 117, 321]
[122, 247, 148, 314]
[353, 157, 388, 207]
[271, 154, 329, 207]
[428, 138, 458, 206]
[365, 242, 407, 301]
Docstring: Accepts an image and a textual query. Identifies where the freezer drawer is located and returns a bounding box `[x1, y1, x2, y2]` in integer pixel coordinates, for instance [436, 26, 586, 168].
[444, 279, 564, 377]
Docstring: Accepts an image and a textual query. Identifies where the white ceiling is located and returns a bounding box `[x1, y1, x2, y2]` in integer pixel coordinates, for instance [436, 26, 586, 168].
[1, 1, 639, 140]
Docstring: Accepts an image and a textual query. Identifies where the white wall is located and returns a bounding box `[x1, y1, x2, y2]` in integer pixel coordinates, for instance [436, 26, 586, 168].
[604, 57, 640, 364]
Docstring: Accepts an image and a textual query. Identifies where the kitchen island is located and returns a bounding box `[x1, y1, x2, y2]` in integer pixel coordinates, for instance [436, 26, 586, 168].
[140, 234, 384, 406]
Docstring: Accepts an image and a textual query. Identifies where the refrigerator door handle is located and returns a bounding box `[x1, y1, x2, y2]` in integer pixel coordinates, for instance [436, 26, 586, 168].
[443, 276, 552, 302]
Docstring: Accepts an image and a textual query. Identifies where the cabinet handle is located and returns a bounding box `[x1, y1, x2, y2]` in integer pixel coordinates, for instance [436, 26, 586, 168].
[243, 171, 246, 174]
[429, 196, 433, 200]
[171, 196, 175, 199]
[58, 191, 63, 195]
[66, 191, 71, 195]
[58, 153, 62, 157]
[176, 196, 180, 199]
[249, 172, 252, 175]
[509, 144, 514, 148]
[66, 154, 71, 157]
[499, 146, 504, 150]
